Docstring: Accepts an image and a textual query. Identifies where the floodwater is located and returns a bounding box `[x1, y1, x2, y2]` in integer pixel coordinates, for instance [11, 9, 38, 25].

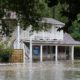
[0, 61, 80, 80]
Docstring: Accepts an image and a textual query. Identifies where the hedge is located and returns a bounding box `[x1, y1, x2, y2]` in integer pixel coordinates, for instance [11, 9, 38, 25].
[0, 49, 13, 63]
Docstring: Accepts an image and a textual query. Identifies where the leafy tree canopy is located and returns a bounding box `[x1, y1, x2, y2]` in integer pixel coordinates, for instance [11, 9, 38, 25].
[0, 0, 52, 36]
[48, 0, 80, 32]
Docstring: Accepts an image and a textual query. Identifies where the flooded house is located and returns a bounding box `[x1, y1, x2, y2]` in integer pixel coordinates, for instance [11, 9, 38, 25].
[13, 18, 80, 63]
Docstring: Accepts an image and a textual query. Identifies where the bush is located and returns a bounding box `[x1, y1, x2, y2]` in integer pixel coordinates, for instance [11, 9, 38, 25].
[0, 49, 12, 63]
[74, 46, 80, 59]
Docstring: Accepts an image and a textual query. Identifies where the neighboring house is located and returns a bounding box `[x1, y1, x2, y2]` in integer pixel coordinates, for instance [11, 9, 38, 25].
[0, 11, 17, 48]
[13, 18, 80, 63]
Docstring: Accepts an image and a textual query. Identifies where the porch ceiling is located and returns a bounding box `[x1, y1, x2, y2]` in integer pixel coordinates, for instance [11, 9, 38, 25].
[23, 40, 80, 46]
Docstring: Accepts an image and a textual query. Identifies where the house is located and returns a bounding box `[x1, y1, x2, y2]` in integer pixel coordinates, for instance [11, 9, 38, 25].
[13, 18, 80, 63]
[0, 11, 16, 43]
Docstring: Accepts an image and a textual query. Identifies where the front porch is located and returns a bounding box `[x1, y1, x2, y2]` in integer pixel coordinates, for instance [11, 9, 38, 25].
[33, 45, 74, 62]
[24, 42, 75, 62]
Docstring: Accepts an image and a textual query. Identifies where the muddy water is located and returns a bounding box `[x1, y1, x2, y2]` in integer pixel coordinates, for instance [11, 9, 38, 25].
[0, 61, 80, 80]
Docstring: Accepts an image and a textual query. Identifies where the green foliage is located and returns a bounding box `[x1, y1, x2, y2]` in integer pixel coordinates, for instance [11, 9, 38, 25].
[48, 1, 80, 40]
[0, 0, 53, 35]
[48, 0, 80, 32]
[54, 2, 68, 23]
[74, 46, 80, 59]
[69, 20, 80, 40]
[0, 42, 13, 63]
[0, 49, 12, 63]
[0, 0, 80, 40]
[0, 43, 4, 49]
[2, 19, 17, 36]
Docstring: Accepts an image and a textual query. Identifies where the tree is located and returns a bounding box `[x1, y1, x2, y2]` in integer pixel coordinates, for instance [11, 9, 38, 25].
[48, 0, 80, 32]
[69, 20, 80, 40]
[54, 2, 68, 23]
[0, 0, 52, 36]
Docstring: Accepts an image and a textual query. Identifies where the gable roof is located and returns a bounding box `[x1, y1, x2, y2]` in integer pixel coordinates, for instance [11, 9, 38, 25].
[41, 18, 65, 27]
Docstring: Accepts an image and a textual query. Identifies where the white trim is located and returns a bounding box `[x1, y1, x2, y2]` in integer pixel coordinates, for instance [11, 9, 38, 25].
[17, 22, 20, 49]
[40, 45, 43, 62]
[71, 46, 74, 61]
[55, 45, 58, 62]
[23, 43, 26, 63]
[30, 38, 32, 63]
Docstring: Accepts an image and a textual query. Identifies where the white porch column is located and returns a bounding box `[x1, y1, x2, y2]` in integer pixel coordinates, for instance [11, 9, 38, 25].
[55, 45, 58, 62]
[23, 43, 25, 63]
[71, 46, 74, 61]
[30, 38, 32, 63]
[17, 22, 20, 49]
[40, 45, 43, 62]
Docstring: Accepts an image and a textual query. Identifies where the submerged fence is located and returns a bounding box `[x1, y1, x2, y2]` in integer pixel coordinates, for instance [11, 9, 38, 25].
[10, 49, 23, 63]
[0, 49, 23, 63]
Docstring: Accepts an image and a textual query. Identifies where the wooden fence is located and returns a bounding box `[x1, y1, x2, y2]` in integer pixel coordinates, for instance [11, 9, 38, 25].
[10, 49, 23, 63]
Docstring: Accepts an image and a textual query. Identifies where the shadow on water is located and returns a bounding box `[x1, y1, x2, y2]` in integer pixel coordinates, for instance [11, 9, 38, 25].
[0, 60, 80, 80]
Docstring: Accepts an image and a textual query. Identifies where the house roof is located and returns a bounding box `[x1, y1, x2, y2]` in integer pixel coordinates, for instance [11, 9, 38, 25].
[41, 18, 65, 27]
[22, 18, 80, 46]
[61, 33, 80, 45]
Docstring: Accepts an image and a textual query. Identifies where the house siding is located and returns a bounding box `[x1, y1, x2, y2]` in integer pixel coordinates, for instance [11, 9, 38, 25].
[20, 25, 63, 41]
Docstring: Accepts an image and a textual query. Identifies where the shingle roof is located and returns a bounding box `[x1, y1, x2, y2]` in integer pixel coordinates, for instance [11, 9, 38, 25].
[61, 33, 80, 45]
[41, 18, 65, 27]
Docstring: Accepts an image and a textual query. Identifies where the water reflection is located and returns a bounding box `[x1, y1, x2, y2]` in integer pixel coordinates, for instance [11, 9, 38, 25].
[0, 70, 16, 80]
[53, 62, 64, 80]
[0, 61, 80, 80]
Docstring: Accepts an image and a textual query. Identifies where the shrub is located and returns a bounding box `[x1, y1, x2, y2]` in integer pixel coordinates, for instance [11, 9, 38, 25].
[0, 49, 13, 63]
[0, 43, 4, 49]
[74, 46, 80, 59]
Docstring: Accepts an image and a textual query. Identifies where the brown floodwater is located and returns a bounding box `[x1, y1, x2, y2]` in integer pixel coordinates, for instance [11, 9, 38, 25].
[0, 60, 80, 80]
